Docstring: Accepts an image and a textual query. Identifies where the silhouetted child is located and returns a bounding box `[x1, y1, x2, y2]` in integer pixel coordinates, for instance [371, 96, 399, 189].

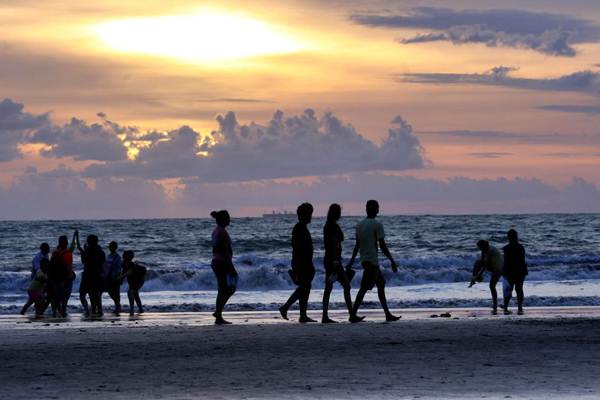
[21, 260, 49, 317]
[120, 250, 146, 316]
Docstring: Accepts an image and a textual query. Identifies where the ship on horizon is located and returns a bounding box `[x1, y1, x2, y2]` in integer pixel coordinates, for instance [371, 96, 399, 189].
[262, 210, 295, 218]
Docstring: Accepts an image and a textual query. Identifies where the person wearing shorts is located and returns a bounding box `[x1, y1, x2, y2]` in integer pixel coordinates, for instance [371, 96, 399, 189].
[346, 200, 400, 322]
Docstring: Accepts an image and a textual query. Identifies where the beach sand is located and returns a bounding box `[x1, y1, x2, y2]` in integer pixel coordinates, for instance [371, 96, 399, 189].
[1, 307, 599, 399]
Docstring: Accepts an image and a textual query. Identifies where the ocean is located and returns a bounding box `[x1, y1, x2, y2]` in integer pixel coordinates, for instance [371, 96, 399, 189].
[1, 214, 600, 314]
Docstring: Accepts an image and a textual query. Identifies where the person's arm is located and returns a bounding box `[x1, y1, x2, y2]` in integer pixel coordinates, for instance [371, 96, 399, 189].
[378, 239, 398, 272]
[345, 238, 359, 269]
[75, 231, 84, 253]
[69, 231, 78, 252]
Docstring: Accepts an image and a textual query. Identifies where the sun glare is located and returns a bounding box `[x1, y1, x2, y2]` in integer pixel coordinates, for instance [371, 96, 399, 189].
[90, 10, 304, 63]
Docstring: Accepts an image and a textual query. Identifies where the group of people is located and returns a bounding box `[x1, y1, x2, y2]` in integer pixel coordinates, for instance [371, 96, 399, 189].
[470, 230, 528, 315]
[21, 199, 527, 324]
[21, 231, 147, 318]
[210, 199, 528, 325]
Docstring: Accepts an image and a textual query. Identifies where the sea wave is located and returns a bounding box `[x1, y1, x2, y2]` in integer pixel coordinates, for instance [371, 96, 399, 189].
[2, 252, 600, 293]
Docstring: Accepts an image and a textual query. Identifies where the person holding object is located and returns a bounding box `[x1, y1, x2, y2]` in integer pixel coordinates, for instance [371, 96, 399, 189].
[470, 240, 504, 314]
[279, 202, 316, 323]
[502, 229, 527, 315]
[346, 200, 400, 322]
[321, 203, 362, 323]
[210, 210, 238, 325]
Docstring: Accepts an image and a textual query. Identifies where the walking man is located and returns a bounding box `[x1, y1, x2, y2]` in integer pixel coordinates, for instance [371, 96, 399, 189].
[346, 200, 400, 322]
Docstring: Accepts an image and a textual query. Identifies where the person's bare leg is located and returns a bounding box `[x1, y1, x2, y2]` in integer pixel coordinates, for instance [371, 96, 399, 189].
[20, 298, 34, 315]
[322, 281, 335, 323]
[351, 287, 367, 321]
[280, 287, 301, 320]
[516, 280, 525, 314]
[299, 284, 315, 323]
[80, 293, 90, 317]
[127, 290, 135, 315]
[377, 281, 400, 321]
[489, 275, 499, 313]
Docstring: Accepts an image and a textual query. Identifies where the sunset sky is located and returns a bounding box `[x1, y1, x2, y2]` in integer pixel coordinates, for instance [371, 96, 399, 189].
[2, 0, 600, 219]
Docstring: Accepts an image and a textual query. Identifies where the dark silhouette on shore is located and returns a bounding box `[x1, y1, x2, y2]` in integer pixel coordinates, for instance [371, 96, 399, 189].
[20, 243, 50, 315]
[48, 234, 76, 317]
[471, 240, 503, 314]
[120, 250, 146, 316]
[502, 229, 527, 315]
[346, 200, 400, 322]
[280, 202, 316, 323]
[322, 203, 361, 323]
[103, 241, 123, 315]
[210, 210, 238, 324]
[78, 233, 106, 317]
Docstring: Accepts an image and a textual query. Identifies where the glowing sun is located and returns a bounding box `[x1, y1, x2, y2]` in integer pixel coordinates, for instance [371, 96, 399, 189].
[91, 10, 304, 63]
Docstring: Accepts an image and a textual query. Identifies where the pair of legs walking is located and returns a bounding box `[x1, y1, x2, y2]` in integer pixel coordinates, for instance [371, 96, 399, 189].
[352, 262, 399, 322]
[322, 273, 353, 322]
[212, 261, 236, 324]
[280, 278, 314, 322]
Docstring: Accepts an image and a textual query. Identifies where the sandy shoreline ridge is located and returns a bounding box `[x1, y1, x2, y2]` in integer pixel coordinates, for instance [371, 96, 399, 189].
[1, 307, 600, 399]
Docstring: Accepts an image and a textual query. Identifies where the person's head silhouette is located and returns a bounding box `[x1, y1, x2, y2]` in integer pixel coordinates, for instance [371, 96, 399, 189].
[327, 203, 341, 222]
[366, 200, 379, 218]
[211, 210, 231, 227]
[87, 234, 98, 247]
[507, 229, 519, 244]
[40, 243, 50, 255]
[57, 235, 68, 249]
[477, 239, 490, 252]
[297, 202, 314, 224]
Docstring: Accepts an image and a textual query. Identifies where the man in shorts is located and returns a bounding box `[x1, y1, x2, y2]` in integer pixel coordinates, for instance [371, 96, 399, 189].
[346, 200, 400, 322]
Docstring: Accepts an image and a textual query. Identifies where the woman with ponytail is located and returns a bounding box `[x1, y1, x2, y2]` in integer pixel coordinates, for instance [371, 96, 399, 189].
[210, 210, 238, 324]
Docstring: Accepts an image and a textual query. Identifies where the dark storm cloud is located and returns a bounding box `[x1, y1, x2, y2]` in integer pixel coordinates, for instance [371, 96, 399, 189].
[351, 7, 600, 56]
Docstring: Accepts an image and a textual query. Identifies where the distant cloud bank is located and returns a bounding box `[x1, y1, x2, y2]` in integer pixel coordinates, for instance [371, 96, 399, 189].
[351, 7, 600, 56]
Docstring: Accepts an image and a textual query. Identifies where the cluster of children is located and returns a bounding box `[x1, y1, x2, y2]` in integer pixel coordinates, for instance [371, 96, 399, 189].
[21, 231, 147, 318]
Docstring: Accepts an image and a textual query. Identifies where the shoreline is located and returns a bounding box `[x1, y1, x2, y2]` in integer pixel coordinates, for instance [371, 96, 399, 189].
[1, 308, 600, 399]
[4, 305, 600, 328]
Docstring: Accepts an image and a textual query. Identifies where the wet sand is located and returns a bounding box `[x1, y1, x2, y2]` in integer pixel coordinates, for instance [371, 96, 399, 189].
[1, 307, 600, 399]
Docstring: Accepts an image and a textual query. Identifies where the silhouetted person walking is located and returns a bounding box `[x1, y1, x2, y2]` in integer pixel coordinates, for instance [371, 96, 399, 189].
[280, 202, 316, 323]
[210, 210, 238, 325]
[502, 229, 527, 315]
[321, 203, 361, 323]
[471, 240, 503, 314]
[347, 200, 400, 322]
[78, 233, 106, 317]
